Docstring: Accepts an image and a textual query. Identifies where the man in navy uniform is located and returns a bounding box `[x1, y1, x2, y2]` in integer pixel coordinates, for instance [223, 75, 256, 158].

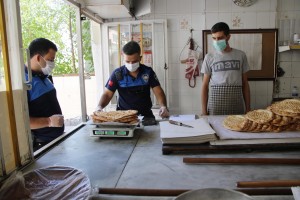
[96, 41, 169, 119]
[25, 38, 64, 151]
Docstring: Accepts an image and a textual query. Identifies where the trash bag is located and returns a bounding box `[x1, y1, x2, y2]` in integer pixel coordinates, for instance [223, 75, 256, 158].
[0, 171, 31, 200]
[0, 166, 91, 200]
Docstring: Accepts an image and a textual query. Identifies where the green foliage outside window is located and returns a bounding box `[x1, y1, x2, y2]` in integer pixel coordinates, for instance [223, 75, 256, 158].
[20, 0, 94, 75]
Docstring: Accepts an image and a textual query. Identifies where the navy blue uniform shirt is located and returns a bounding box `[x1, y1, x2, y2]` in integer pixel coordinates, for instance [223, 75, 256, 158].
[25, 67, 64, 142]
[105, 64, 160, 118]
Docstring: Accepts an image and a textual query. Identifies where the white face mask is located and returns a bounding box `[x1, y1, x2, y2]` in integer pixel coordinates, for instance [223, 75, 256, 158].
[125, 62, 139, 72]
[39, 56, 55, 75]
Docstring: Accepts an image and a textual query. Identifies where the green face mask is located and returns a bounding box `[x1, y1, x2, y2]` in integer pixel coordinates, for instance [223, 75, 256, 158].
[212, 39, 227, 52]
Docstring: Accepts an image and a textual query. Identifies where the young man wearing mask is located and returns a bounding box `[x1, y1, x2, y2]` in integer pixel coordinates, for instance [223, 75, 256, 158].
[25, 38, 64, 151]
[96, 41, 169, 119]
[201, 22, 251, 115]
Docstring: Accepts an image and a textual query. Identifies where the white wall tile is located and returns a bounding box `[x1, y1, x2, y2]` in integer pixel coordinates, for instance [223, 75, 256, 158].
[178, 30, 190, 49]
[205, 13, 219, 29]
[166, 0, 180, 14]
[169, 47, 180, 64]
[191, 13, 205, 31]
[280, 0, 295, 11]
[241, 12, 257, 28]
[279, 51, 292, 61]
[179, 15, 192, 31]
[278, 77, 292, 95]
[169, 95, 180, 108]
[179, 95, 194, 109]
[249, 81, 256, 96]
[167, 15, 180, 31]
[292, 51, 300, 61]
[256, 12, 271, 28]
[191, 0, 205, 13]
[177, 0, 192, 14]
[169, 31, 179, 48]
[255, 81, 268, 96]
[154, 14, 167, 19]
[291, 61, 300, 77]
[169, 79, 181, 95]
[255, 0, 272, 12]
[218, 0, 232, 12]
[270, 0, 277, 11]
[154, 0, 167, 14]
[295, 0, 300, 11]
[206, 0, 219, 12]
[266, 81, 274, 97]
[280, 61, 292, 77]
[218, 13, 232, 27]
[291, 77, 300, 91]
[169, 63, 180, 79]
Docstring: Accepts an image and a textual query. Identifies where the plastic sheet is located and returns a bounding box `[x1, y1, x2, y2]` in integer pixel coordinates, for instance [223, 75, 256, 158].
[0, 166, 91, 200]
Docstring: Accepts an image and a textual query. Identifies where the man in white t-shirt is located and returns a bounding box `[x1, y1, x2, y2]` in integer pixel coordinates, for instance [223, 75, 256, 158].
[201, 22, 251, 115]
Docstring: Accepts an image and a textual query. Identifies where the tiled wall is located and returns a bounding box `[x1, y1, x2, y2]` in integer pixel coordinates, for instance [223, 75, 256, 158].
[276, 0, 300, 98]
[149, 0, 281, 114]
[107, 0, 300, 115]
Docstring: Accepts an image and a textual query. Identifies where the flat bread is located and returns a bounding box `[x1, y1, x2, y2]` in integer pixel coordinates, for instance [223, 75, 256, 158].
[91, 110, 138, 124]
[93, 110, 138, 121]
[270, 99, 300, 116]
[223, 115, 249, 131]
[245, 109, 273, 124]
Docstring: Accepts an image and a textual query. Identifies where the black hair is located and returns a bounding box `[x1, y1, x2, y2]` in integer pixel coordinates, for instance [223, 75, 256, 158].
[28, 38, 57, 58]
[211, 22, 230, 36]
[122, 41, 141, 55]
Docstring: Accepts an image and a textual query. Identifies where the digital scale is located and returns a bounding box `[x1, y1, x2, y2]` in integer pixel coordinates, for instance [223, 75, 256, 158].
[90, 123, 139, 138]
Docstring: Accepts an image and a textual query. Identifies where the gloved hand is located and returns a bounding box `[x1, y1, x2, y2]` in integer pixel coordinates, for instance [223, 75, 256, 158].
[48, 114, 64, 127]
[159, 106, 169, 118]
[95, 105, 103, 112]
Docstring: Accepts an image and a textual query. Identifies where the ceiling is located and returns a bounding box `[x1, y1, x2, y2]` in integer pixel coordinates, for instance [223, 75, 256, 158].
[67, 0, 152, 23]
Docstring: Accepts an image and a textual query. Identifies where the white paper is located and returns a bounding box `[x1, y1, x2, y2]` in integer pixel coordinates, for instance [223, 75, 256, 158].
[160, 119, 215, 139]
[169, 114, 196, 122]
[292, 187, 300, 200]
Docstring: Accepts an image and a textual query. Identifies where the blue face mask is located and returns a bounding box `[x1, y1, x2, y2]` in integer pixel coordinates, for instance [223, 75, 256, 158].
[212, 39, 227, 52]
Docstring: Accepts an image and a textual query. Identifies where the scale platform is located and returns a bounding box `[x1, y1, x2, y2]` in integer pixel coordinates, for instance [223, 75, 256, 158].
[90, 122, 139, 138]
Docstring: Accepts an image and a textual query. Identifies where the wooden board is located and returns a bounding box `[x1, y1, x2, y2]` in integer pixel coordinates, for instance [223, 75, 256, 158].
[162, 142, 300, 155]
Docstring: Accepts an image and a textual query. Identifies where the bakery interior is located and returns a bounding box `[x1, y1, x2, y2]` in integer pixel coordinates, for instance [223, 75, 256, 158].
[0, 0, 300, 199]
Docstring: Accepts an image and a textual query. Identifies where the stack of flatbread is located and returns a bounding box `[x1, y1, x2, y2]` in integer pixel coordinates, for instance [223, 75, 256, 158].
[91, 110, 139, 124]
[223, 99, 300, 133]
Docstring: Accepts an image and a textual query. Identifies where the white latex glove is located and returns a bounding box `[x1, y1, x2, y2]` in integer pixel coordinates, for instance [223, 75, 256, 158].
[95, 105, 103, 112]
[159, 106, 169, 118]
[49, 114, 64, 127]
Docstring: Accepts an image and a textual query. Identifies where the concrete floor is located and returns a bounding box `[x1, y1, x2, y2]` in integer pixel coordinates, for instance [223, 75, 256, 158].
[23, 124, 299, 199]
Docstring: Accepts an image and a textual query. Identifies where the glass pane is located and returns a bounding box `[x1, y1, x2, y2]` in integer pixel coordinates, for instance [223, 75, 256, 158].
[142, 23, 152, 67]
[120, 25, 129, 65]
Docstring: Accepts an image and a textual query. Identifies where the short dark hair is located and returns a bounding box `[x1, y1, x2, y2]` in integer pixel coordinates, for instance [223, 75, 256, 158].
[122, 41, 141, 55]
[211, 22, 230, 36]
[28, 38, 57, 58]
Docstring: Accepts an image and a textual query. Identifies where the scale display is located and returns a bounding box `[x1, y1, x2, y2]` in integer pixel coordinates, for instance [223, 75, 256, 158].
[93, 130, 130, 136]
[90, 124, 137, 138]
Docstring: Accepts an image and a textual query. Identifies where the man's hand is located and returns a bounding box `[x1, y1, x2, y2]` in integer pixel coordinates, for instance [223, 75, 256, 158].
[159, 106, 169, 118]
[48, 114, 64, 127]
[95, 105, 103, 112]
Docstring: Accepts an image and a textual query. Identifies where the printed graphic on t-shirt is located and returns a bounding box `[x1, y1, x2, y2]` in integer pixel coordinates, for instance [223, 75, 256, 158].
[212, 60, 240, 72]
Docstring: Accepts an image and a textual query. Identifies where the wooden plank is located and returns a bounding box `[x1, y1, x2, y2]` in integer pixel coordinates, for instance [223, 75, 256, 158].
[183, 158, 300, 165]
[237, 180, 300, 188]
[162, 143, 300, 155]
[98, 187, 293, 196]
